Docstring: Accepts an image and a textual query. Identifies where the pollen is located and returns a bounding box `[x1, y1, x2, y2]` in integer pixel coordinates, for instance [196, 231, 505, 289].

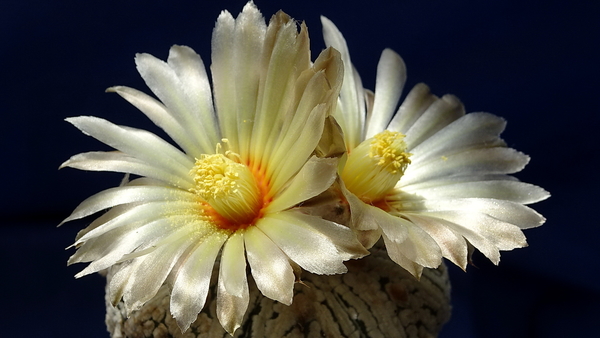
[341, 130, 411, 203]
[369, 130, 411, 174]
[190, 153, 262, 226]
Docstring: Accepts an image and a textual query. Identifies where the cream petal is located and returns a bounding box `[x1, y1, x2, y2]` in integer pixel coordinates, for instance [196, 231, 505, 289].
[60, 185, 196, 225]
[211, 2, 266, 156]
[370, 205, 410, 244]
[244, 226, 294, 305]
[321, 16, 366, 149]
[401, 147, 530, 186]
[343, 188, 377, 232]
[135, 49, 219, 154]
[74, 214, 208, 275]
[365, 49, 406, 139]
[219, 232, 247, 298]
[61, 151, 194, 190]
[408, 198, 546, 229]
[343, 190, 401, 250]
[387, 83, 437, 134]
[265, 156, 338, 213]
[404, 94, 465, 150]
[108, 227, 185, 313]
[257, 212, 357, 275]
[409, 112, 507, 163]
[211, 9, 237, 148]
[267, 104, 328, 193]
[315, 115, 347, 158]
[402, 180, 550, 205]
[250, 15, 310, 169]
[71, 203, 135, 242]
[73, 216, 185, 277]
[106, 86, 202, 157]
[217, 233, 249, 335]
[217, 270, 249, 335]
[284, 210, 369, 258]
[74, 200, 196, 245]
[108, 260, 136, 306]
[381, 232, 424, 278]
[69, 217, 140, 268]
[385, 216, 442, 268]
[450, 210, 527, 251]
[66, 116, 193, 176]
[420, 211, 527, 264]
[115, 216, 213, 263]
[123, 229, 198, 313]
[267, 47, 343, 192]
[171, 233, 227, 332]
[405, 213, 468, 269]
[167, 46, 216, 141]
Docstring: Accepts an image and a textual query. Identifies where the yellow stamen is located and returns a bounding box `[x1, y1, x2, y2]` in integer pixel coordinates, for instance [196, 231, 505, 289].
[341, 130, 411, 203]
[190, 153, 262, 226]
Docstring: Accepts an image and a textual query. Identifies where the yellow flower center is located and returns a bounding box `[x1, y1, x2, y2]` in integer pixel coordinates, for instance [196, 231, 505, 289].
[341, 130, 411, 203]
[190, 153, 263, 227]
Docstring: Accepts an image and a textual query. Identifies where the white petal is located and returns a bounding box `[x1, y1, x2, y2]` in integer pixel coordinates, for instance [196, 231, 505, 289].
[284, 211, 369, 258]
[71, 203, 134, 242]
[217, 272, 249, 335]
[266, 156, 338, 213]
[346, 189, 408, 244]
[60, 185, 196, 224]
[369, 205, 410, 244]
[108, 260, 135, 306]
[66, 116, 193, 176]
[321, 16, 366, 149]
[123, 227, 198, 313]
[75, 215, 208, 277]
[219, 232, 247, 298]
[384, 216, 442, 268]
[387, 83, 437, 134]
[107, 86, 202, 157]
[408, 198, 546, 229]
[267, 47, 342, 187]
[421, 211, 525, 264]
[402, 179, 550, 205]
[401, 147, 530, 186]
[171, 232, 227, 332]
[365, 49, 406, 139]
[405, 213, 468, 269]
[381, 232, 424, 278]
[135, 49, 219, 154]
[249, 15, 310, 168]
[244, 226, 294, 305]
[409, 112, 506, 163]
[267, 104, 328, 193]
[74, 200, 195, 245]
[212, 2, 266, 156]
[404, 94, 465, 150]
[61, 151, 194, 190]
[69, 217, 139, 269]
[167, 46, 216, 136]
[257, 212, 358, 275]
[217, 232, 249, 335]
[211, 9, 237, 146]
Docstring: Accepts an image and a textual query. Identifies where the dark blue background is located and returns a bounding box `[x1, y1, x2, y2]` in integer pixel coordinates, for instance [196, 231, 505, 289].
[2, 1, 598, 337]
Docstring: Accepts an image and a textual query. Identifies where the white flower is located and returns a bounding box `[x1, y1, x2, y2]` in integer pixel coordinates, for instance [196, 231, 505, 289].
[321, 17, 549, 277]
[61, 4, 368, 335]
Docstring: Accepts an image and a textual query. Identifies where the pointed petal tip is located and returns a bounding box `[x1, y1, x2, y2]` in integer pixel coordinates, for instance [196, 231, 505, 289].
[223, 322, 241, 336]
[320, 15, 332, 25]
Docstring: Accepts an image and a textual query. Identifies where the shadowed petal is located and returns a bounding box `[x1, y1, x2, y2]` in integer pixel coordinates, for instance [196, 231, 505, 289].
[244, 226, 294, 305]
